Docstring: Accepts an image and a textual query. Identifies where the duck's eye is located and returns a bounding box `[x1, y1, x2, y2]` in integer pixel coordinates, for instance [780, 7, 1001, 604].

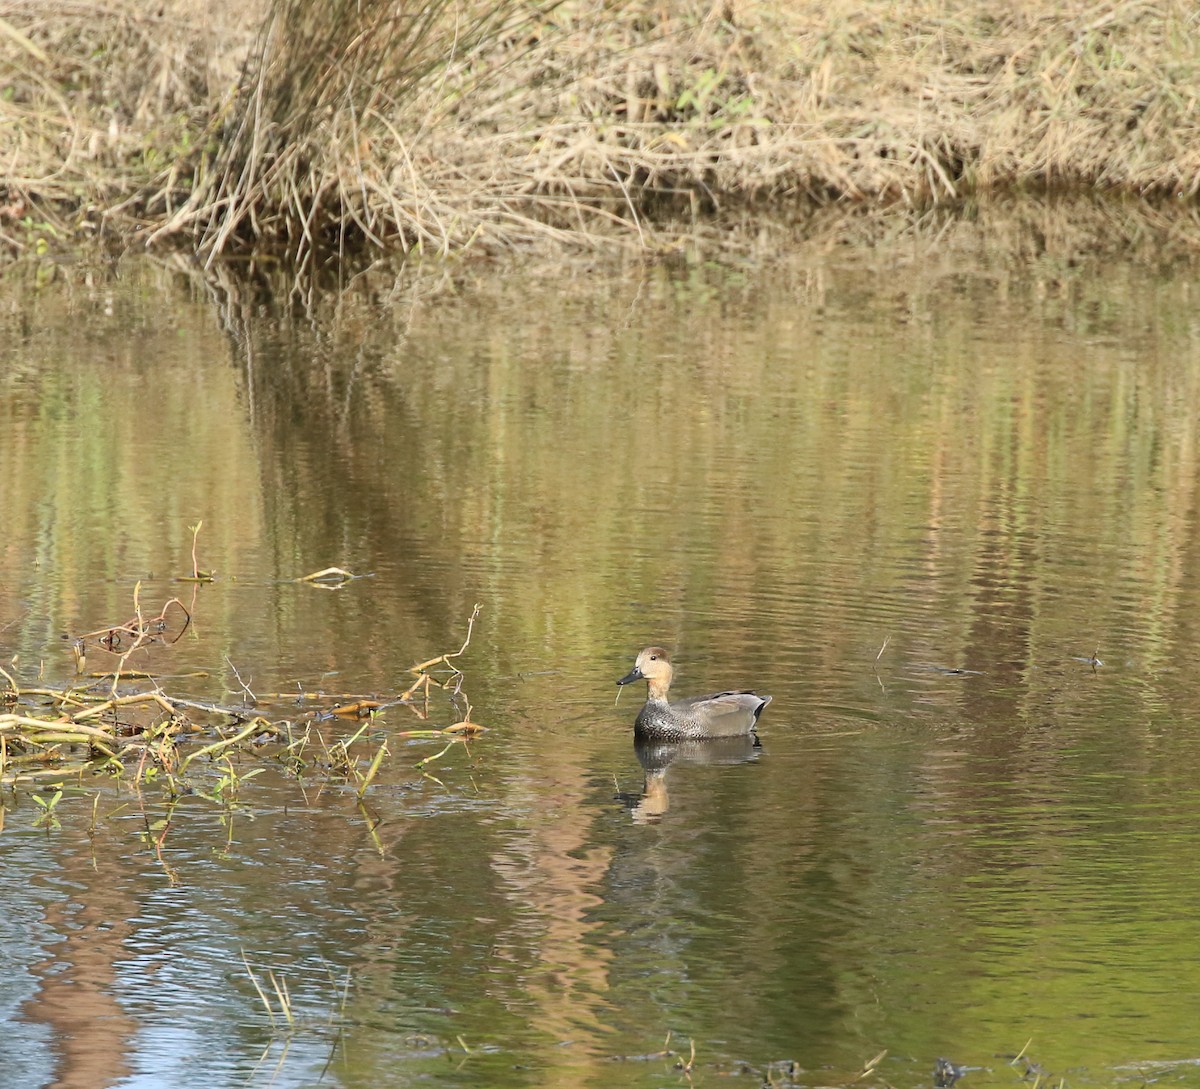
[649, 655, 657, 661]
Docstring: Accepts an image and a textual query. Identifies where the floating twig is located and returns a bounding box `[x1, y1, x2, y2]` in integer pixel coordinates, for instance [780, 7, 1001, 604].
[225, 656, 257, 705]
[851, 1049, 887, 1082]
[295, 567, 358, 586]
[0, 661, 20, 697]
[1011, 1038, 1034, 1066]
[76, 588, 192, 659]
[408, 603, 481, 675]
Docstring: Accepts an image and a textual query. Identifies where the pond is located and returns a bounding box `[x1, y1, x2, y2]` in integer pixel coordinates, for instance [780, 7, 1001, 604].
[3, 211, 1200, 1089]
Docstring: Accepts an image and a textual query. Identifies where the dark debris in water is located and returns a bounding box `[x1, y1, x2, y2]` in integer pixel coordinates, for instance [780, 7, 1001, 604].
[934, 1056, 967, 1087]
[912, 664, 985, 676]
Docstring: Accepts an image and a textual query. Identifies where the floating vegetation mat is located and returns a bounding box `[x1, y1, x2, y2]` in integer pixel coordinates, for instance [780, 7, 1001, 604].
[0, 584, 485, 802]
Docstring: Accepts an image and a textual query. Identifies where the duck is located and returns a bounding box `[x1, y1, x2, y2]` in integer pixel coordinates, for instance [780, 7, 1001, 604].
[616, 646, 771, 741]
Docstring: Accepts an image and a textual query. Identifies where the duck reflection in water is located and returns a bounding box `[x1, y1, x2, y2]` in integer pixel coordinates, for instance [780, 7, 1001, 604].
[615, 647, 770, 822]
[622, 735, 762, 823]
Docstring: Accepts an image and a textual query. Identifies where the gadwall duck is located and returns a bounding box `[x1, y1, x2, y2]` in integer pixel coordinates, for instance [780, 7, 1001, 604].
[616, 646, 771, 742]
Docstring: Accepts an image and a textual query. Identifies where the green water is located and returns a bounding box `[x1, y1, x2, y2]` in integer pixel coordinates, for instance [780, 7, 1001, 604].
[2, 231, 1200, 1089]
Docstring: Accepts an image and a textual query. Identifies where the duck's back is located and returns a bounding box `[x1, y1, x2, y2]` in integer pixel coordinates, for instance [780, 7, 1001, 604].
[635, 690, 771, 741]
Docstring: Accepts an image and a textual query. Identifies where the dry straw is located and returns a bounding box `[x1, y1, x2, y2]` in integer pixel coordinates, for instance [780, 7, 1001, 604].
[1, 0, 1199, 260]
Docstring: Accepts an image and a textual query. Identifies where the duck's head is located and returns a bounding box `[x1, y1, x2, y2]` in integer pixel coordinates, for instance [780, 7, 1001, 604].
[617, 646, 674, 696]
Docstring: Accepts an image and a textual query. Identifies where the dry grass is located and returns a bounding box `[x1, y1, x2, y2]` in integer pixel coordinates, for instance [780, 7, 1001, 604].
[0, 0, 258, 234]
[1, 0, 1199, 261]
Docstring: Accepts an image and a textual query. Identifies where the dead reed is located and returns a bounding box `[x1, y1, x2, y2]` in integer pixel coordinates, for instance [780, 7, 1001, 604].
[1, 0, 1198, 261]
[0, 591, 485, 799]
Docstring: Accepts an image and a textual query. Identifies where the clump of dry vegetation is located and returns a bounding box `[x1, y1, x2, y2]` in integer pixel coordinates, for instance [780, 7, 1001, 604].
[0, 585, 485, 803]
[1, 0, 1199, 262]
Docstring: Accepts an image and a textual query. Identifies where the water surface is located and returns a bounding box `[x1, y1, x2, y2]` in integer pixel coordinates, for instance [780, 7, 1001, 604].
[3, 224, 1200, 1089]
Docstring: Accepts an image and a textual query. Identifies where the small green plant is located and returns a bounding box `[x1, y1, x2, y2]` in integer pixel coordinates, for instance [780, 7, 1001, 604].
[207, 758, 264, 803]
[99, 756, 127, 782]
[31, 785, 64, 829]
[676, 67, 724, 114]
[20, 215, 60, 238]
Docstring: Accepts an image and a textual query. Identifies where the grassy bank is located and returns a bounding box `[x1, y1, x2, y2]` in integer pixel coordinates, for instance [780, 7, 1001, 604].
[2, 0, 1199, 262]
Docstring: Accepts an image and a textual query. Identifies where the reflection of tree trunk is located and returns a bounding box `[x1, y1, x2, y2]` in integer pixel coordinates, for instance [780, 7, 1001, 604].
[960, 495, 1035, 731]
[490, 760, 613, 1056]
[24, 849, 138, 1089]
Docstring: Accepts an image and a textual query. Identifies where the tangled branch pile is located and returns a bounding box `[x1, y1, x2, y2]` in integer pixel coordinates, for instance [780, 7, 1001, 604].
[0, 594, 485, 794]
[1, 0, 1198, 262]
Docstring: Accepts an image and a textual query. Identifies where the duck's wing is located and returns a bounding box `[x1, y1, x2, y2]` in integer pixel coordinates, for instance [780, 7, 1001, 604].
[676, 690, 771, 733]
[691, 689, 770, 709]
